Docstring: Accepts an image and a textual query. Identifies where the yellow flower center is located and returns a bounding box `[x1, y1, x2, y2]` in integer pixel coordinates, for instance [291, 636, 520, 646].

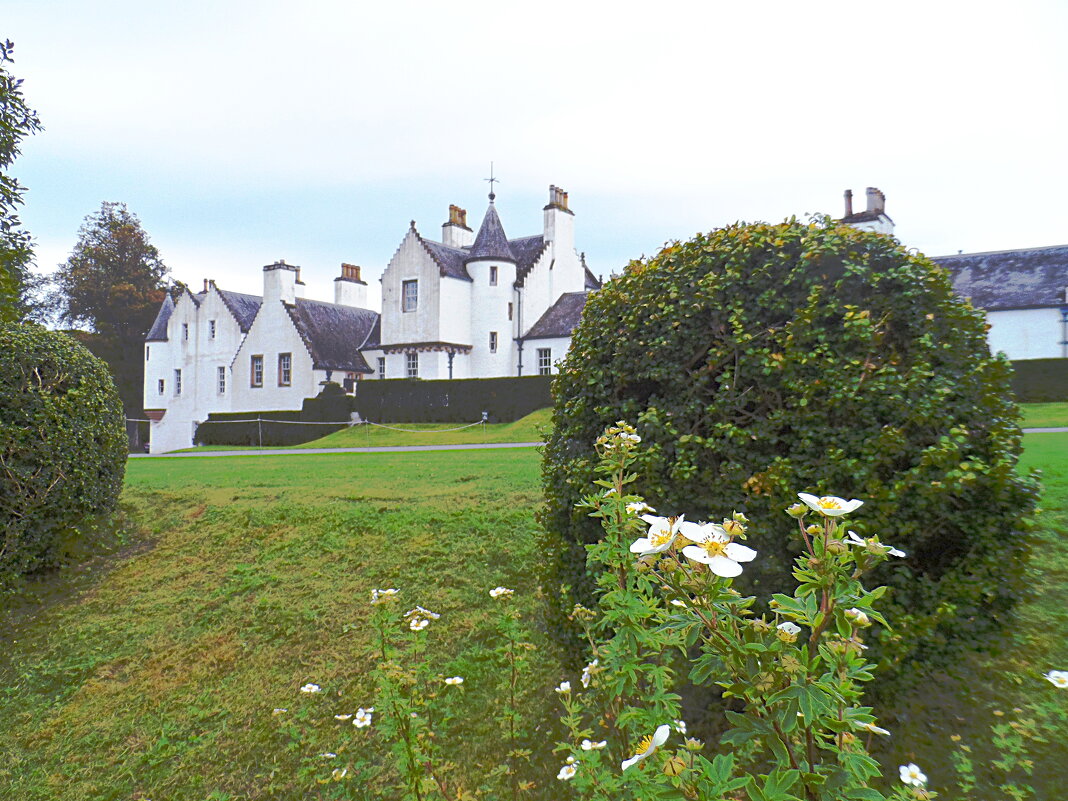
[633, 734, 654, 757]
[702, 540, 727, 558]
[651, 529, 673, 547]
[817, 497, 842, 510]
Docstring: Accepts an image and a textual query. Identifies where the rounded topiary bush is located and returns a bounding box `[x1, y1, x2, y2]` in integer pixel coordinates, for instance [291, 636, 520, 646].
[0, 323, 127, 585]
[539, 217, 1038, 679]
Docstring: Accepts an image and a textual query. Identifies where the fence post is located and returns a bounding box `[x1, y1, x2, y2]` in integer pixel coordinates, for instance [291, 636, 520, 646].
[258, 416, 263, 449]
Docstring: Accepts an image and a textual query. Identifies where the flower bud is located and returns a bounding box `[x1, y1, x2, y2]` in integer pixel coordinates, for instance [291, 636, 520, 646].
[825, 539, 847, 555]
[786, 503, 807, 519]
[805, 524, 822, 536]
[732, 511, 749, 525]
[663, 755, 686, 777]
[722, 519, 745, 538]
[845, 607, 871, 627]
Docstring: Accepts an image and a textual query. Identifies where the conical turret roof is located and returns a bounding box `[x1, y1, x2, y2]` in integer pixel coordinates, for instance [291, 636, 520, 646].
[145, 292, 175, 341]
[465, 202, 516, 264]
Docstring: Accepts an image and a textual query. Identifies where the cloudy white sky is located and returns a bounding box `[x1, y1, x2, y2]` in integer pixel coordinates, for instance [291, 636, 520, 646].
[7, 0, 1067, 307]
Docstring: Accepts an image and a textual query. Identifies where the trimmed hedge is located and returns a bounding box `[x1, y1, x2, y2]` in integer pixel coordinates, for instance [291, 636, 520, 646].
[196, 377, 552, 446]
[0, 324, 127, 585]
[539, 217, 1040, 682]
[1010, 358, 1068, 402]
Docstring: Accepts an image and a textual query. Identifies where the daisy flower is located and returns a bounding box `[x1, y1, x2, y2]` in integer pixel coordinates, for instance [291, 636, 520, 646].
[581, 738, 607, 750]
[409, 617, 429, 632]
[899, 763, 927, 787]
[630, 514, 684, 557]
[444, 676, 464, 685]
[557, 763, 577, 780]
[1045, 670, 1068, 688]
[353, 708, 373, 728]
[300, 683, 322, 694]
[797, 493, 863, 517]
[622, 724, 670, 771]
[555, 681, 571, 694]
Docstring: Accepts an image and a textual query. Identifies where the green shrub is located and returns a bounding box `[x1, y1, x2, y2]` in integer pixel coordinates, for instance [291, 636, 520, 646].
[1010, 358, 1068, 403]
[539, 217, 1039, 681]
[0, 323, 127, 585]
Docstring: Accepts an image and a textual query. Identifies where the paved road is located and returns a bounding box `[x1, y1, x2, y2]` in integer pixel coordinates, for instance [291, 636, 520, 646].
[129, 441, 545, 458]
[1022, 427, 1068, 433]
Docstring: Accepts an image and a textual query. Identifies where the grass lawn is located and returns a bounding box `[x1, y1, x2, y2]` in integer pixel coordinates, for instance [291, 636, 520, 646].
[1019, 401, 1068, 428]
[2, 433, 1066, 799]
[173, 408, 552, 452]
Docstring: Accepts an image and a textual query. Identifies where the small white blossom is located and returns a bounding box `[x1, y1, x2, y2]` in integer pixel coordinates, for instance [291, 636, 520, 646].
[681, 522, 757, 577]
[489, 586, 514, 598]
[581, 738, 607, 750]
[797, 493, 864, 517]
[670, 599, 688, 608]
[404, 605, 440, 620]
[1045, 670, 1068, 688]
[861, 722, 891, 736]
[444, 676, 464, 685]
[630, 514, 684, 557]
[555, 681, 571, 694]
[581, 659, 598, 688]
[318, 752, 337, 759]
[626, 501, 655, 515]
[354, 708, 373, 728]
[409, 617, 429, 631]
[370, 588, 399, 604]
[557, 763, 577, 780]
[846, 530, 906, 558]
[331, 767, 348, 781]
[334, 714, 353, 720]
[899, 763, 927, 787]
[300, 683, 322, 694]
[622, 724, 670, 771]
[673, 719, 687, 734]
[272, 708, 288, 716]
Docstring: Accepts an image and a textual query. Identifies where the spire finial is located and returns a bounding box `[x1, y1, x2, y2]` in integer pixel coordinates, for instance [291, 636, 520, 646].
[485, 161, 498, 202]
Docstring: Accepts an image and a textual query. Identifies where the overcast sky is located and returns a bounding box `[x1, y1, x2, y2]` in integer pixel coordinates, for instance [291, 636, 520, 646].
[7, 0, 1068, 308]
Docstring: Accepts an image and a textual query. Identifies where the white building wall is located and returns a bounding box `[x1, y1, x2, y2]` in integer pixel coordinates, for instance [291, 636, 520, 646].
[468, 259, 516, 377]
[231, 301, 319, 413]
[523, 337, 571, 376]
[438, 277, 472, 346]
[380, 232, 442, 346]
[986, 308, 1066, 360]
[146, 292, 204, 453]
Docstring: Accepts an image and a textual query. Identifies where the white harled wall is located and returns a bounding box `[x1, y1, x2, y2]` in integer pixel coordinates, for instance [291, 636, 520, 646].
[468, 259, 515, 377]
[986, 308, 1066, 360]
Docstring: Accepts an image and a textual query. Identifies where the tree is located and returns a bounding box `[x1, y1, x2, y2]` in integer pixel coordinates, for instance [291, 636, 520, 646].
[539, 217, 1038, 687]
[0, 40, 43, 324]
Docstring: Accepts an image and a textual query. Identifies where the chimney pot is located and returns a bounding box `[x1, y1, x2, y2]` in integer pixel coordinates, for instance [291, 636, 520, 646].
[844, 189, 853, 217]
[203, 278, 208, 293]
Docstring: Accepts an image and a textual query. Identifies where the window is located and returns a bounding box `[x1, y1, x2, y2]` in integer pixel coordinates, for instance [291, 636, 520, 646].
[406, 352, 419, 378]
[174, 369, 182, 395]
[378, 357, 386, 380]
[537, 348, 552, 376]
[251, 355, 264, 387]
[182, 323, 189, 341]
[158, 379, 165, 395]
[145, 345, 150, 361]
[489, 331, 498, 353]
[209, 320, 216, 339]
[278, 352, 292, 386]
[402, 279, 418, 312]
[508, 302, 513, 321]
[217, 366, 226, 394]
[490, 265, 498, 286]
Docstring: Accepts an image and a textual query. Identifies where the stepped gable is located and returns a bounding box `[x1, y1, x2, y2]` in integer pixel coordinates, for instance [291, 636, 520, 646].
[523, 292, 590, 339]
[145, 292, 175, 341]
[285, 297, 380, 373]
[419, 235, 472, 281]
[933, 244, 1068, 311]
[217, 289, 262, 333]
[510, 235, 548, 285]
[465, 203, 516, 264]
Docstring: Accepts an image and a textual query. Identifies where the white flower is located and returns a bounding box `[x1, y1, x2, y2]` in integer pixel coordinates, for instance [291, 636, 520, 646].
[861, 722, 891, 736]
[370, 588, 399, 604]
[318, 752, 337, 759]
[797, 493, 864, 517]
[899, 763, 927, 787]
[673, 719, 687, 734]
[777, 621, 801, 642]
[557, 763, 577, 780]
[300, 683, 322, 694]
[555, 681, 571, 694]
[846, 530, 905, 558]
[845, 608, 870, 626]
[680, 523, 757, 577]
[409, 617, 429, 631]
[581, 659, 598, 688]
[626, 501, 654, 515]
[630, 514, 684, 557]
[621, 724, 671, 771]
[331, 767, 348, 781]
[272, 708, 288, 716]
[1045, 670, 1068, 688]
[581, 738, 607, 750]
[354, 707, 373, 728]
[670, 599, 688, 608]
[444, 676, 464, 685]
[489, 586, 514, 598]
[333, 714, 353, 721]
[404, 605, 440, 620]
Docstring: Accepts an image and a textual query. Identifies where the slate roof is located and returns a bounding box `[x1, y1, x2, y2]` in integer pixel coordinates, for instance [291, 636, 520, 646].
[286, 297, 381, 373]
[145, 292, 175, 341]
[510, 235, 548, 285]
[217, 289, 262, 333]
[584, 265, 601, 290]
[418, 230, 550, 284]
[465, 203, 516, 264]
[523, 292, 590, 340]
[933, 245, 1068, 311]
[419, 237, 473, 282]
[840, 210, 894, 224]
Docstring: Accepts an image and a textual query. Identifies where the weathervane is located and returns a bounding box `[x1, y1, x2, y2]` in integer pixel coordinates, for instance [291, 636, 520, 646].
[485, 161, 498, 201]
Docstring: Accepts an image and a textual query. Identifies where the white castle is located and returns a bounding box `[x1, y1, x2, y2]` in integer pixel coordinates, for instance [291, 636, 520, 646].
[142, 184, 599, 453]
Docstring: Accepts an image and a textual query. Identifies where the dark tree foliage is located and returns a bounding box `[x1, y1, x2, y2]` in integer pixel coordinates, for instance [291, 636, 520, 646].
[0, 40, 43, 324]
[0, 323, 127, 588]
[539, 217, 1039, 682]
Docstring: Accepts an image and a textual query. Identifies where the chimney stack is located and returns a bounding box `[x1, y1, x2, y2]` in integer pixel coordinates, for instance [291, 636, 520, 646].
[442, 204, 473, 247]
[866, 187, 885, 214]
[335, 262, 368, 307]
[263, 259, 299, 306]
[844, 189, 853, 217]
